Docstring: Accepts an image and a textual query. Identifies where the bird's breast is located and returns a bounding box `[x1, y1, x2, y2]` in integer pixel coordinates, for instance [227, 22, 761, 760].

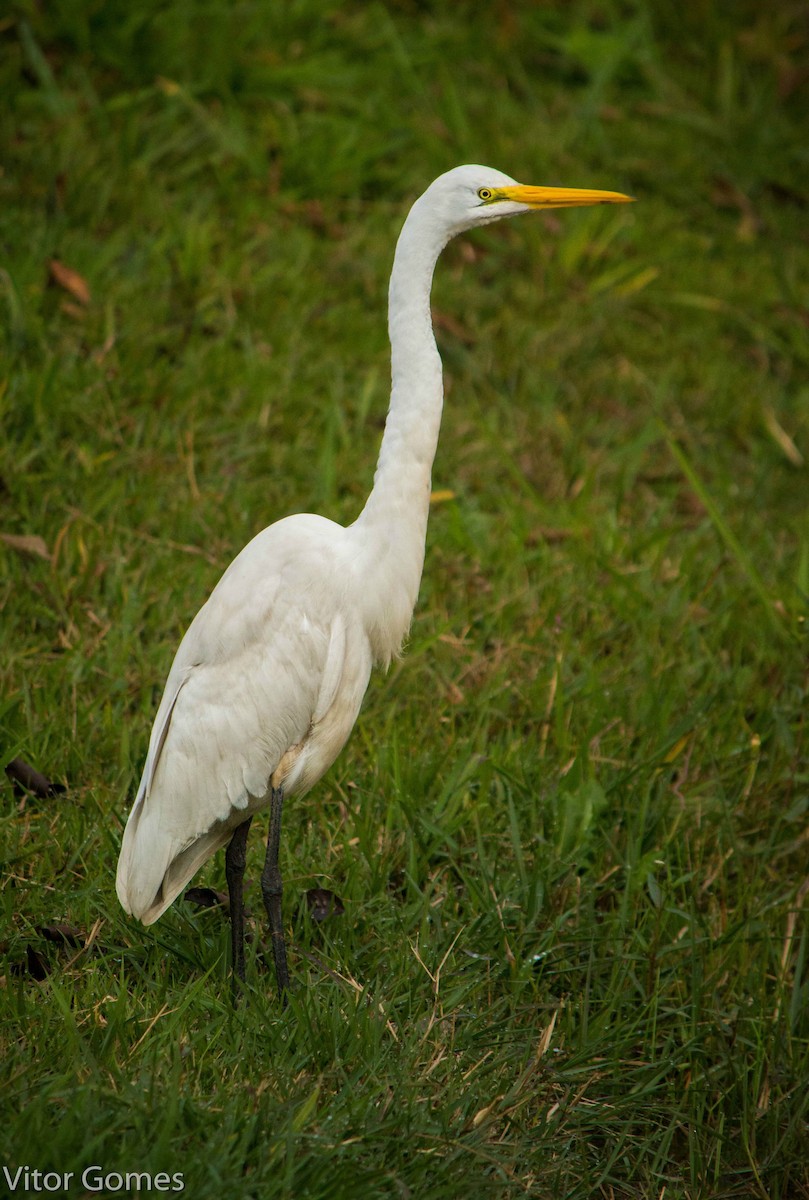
[273, 622, 373, 796]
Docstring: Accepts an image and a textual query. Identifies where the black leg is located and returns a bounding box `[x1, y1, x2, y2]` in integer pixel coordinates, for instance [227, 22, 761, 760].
[225, 816, 253, 988]
[260, 786, 290, 1004]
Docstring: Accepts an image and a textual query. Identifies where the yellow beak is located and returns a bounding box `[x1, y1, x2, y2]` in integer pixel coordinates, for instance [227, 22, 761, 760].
[499, 184, 634, 209]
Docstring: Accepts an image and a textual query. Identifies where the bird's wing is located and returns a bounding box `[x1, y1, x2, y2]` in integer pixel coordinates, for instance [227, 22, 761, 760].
[116, 515, 359, 923]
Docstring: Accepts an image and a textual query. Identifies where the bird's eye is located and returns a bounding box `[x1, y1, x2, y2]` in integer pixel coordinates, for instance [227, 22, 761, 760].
[477, 187, 493, 202]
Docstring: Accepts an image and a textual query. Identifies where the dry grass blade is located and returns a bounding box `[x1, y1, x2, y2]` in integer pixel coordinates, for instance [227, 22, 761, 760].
[0, 532, 51, 561]
[47, 259, 91, 305]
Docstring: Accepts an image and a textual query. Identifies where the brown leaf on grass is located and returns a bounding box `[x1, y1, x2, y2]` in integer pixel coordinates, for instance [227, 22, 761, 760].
[305, 888, 345, 922]
[5, 757, 66, 798]
[10, 946, 51, 981]
[27, 946, 51, 980]
[0, 532, 51, 561]
[184, 886, 229, 911]
[48, 259, 91, 305]
[38, 923, 84, 947]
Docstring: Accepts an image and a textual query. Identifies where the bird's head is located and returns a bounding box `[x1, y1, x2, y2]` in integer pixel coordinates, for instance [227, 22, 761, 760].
[420, 164, 634, 238]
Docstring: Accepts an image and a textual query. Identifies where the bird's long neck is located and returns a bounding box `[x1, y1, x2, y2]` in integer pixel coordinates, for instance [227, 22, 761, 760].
[352, 200, 449, 663]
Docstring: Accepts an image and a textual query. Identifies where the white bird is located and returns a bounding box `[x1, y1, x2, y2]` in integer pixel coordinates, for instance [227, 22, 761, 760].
[116, 165, 633, 999]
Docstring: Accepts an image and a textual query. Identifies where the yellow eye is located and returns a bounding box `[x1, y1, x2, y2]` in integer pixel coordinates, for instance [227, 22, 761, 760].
[477, 187, 493, 201]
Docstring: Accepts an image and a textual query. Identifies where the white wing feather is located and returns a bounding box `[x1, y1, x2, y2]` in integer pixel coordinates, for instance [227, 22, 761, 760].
[116, 514, 372, 924]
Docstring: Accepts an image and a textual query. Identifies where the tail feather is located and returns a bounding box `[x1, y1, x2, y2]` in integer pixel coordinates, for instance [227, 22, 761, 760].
[116, 797, 234, 925]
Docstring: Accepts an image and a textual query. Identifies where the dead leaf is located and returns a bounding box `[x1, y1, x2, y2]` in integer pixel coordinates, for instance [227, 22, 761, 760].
[0, 532, 51, 561]
[305, 888, 345, 921]
[48, 259, 91, 305]
[472, 1102, 497, 1128]
[5, 757, 66, 798]
[38, 923, 85, 947]
[13, 946, 51, 981]
[184, 886, 229, 911]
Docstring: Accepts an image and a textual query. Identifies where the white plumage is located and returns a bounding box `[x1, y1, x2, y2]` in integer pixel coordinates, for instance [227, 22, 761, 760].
[116, 165, 632, 993]
[117, 516, 371, 923]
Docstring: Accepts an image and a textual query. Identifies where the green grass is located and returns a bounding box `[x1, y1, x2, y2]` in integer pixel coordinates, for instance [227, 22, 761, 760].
[2, 1, 808, 1196]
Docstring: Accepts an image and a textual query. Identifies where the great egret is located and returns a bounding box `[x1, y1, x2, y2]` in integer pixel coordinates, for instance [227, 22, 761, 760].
[116, 165, 633, 999]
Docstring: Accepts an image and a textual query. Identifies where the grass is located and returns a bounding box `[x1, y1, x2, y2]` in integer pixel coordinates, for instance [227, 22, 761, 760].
[1, 1, 808, 1196]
